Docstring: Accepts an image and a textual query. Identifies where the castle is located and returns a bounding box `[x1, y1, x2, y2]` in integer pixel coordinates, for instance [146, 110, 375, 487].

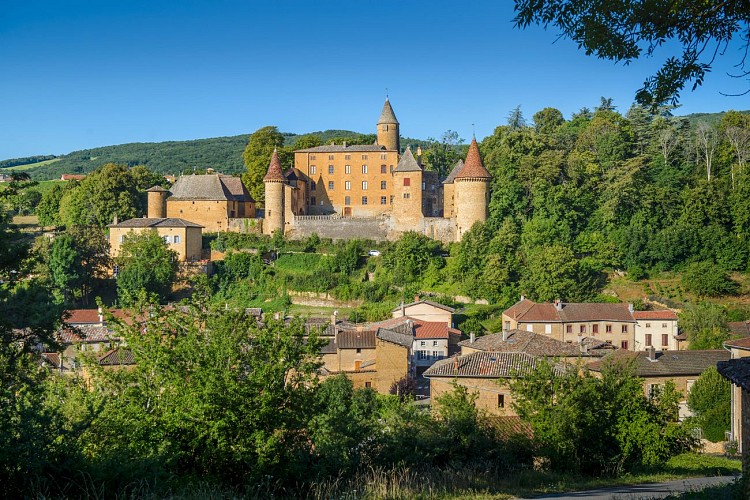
[262, 98, 491, 242]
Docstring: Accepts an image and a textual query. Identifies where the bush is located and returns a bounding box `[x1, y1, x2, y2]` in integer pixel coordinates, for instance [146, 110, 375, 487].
[681, 261, 738, 297]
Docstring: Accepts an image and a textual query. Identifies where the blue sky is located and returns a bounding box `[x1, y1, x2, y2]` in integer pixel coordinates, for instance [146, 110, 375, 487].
[1, 0, 747, 159]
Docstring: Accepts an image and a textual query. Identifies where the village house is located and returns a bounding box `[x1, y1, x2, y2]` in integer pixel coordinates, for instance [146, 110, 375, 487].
[424, 351, 558, 416]
[633, 310, 680, 351]
[459, 329, 615, 365]
[716, 356, 750, 496]
[502, 297, 680, 351]
[108, 186, 204, 262]
[588, 348, 730, 420]
[391, 298, 456, 325]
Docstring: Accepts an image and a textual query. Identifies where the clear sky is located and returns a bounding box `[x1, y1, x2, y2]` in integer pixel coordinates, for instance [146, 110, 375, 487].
[1, 0, 748, 159]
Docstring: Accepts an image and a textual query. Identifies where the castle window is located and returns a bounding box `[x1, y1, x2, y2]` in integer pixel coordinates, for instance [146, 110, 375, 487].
[328, 181, 334, 190]
[310, 155, 316, 160]
[381, 153, 387, 160]
[311, 196, 316, 205]
[345, 165, 351, 174]
[328, 165, 334, 174]
[362, 154, 368, 160]
[403, 178, 410, 187]
[345, 154, 351, 160]
[383, 125, 388, 131]
[390, 195, 394, 204]
[310, 182, 316, 191]
[380, 196, 387, 205]
[345, 181, 351, 190]
[362, 196, 368, 205]
[328, 155, 334, 160]
[345, 196, 351, 205]
[381, 181, 387, 189]
[403, 193, 410, 199]
[309, 165, 316, 175]
[362, 181, 368, 190]
[381, 164, 387, 173]
[362, 165, 368, 174]
[174, 235, 180, 244]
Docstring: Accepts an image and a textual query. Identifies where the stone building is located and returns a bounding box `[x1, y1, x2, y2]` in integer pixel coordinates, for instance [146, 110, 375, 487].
[108, 187, 204, 262]
[263, 98, 491, 242]
[717, 356, 750, 495]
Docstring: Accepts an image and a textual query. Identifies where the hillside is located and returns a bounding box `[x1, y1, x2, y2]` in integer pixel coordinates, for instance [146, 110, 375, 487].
[3, 129, 427, 181]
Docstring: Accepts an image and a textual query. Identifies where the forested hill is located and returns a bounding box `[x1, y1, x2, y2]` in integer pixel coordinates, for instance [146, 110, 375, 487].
[4, 129, 395, 181]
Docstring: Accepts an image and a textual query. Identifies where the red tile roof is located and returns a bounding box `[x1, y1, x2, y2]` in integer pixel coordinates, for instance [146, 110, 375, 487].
[728, 321, 750, 337]
[455, 138, 491, 180]
[368, 316, 460, 340]
[504, 300, 637, 323]
[632, 310, 678, 320]
[65, 309, 102, 324]
[263, 149, 285, 182]
[725, 337, 750, 350]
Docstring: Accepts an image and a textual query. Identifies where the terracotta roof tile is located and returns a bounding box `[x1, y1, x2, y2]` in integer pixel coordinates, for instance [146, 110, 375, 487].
[588, 349, 729, 377]
[57, 325, 117, 344]
[264, 149, 286, 182]
[98, 348, 135, 366]
[65, 309, 102, 325]
[108, 217, 203, 228]
[424, 351, 558, 378]
[633, 310, 678, 320]
[218, 175, 255, 202]
[459, 330, 607, 357]
[455, 138, 491, 180]
[392, 299, 455, 314]
[725, 337, 750, 350]
[728, 321, 750, 337]
[503, 299, 537, 320]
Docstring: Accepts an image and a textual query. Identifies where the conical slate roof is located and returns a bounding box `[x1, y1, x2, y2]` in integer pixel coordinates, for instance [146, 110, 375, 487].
[263, 149, 285, 182]
[442, 159, 464, 184]
[377, 98, 398, 125]
[393, 147, 422, 173]
[455, 138, 491, 180]
[145, 185, 168, 192]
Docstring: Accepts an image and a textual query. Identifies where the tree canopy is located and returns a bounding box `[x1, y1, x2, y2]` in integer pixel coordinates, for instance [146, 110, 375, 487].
[115, 231, 178, 305]
[513, 0, 750, 106]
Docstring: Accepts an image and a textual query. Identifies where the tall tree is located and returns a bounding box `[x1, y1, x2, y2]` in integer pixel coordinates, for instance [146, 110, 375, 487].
[242, 126, 290, 203]
[115, 231, 178, 305]
[514, 0, 750, 106]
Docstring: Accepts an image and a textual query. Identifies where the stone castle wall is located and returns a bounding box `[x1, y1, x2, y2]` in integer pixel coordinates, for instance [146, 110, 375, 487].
[288, 215, 389, 241]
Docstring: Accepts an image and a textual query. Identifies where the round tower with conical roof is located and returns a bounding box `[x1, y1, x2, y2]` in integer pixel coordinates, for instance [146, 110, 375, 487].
[146, 185, 169, 219]
[454, 138, 491, 241]
[263, 149, 285, 235]
[377, 97, 400, 152]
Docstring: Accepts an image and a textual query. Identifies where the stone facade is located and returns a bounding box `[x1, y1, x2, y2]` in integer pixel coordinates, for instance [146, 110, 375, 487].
[429, 376, 517, 417]
[108, 221, 203, 262]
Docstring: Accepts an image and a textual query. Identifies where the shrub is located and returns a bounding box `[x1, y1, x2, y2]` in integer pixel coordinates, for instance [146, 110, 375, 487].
[681, 261, 738, 297]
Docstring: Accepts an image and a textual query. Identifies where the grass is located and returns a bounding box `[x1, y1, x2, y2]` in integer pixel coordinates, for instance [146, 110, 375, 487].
[659, 480, 744, 499]
[2, 157, 60, 170]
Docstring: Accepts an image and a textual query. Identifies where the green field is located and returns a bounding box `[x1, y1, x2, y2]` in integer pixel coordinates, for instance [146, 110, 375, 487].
[3, 158, 60, 171]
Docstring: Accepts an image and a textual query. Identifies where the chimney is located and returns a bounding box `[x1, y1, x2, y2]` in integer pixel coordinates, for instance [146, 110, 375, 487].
[520, 294, 525, 302]
[98, 306, 103, 325]
[416, 145, 422, 157]
[343, 141, 347, 148]
[400, 301, 405, 317]
[453, 356, 459, 373]
[628, 303, 634, 313]
[502, 330, 509, 341]
[580, 342, 589, 355]
[414, 294, 420, 303]
[555, 300, 563, 311]
[331, 310, 338, 337]
[470, 332, 475, 344]
[646, 346, 657, 361]
[113, 214, 118, 225]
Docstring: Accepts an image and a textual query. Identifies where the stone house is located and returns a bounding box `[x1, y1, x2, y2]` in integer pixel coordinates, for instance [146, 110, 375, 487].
[588, 348, 730, 420]
[716, 356, 750, 496]
[633, 310, 680, 351]
[165, 174, 256, 233]
[108, 217, 203, 262]
[503, 297, 652, 350]
[391, 298, 455, 326]
[459, 329, 615, 365]
[424, 351, 555, 416]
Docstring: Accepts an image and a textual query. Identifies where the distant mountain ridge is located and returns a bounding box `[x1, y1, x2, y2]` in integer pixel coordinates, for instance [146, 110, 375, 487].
[5, 110, 747, 180]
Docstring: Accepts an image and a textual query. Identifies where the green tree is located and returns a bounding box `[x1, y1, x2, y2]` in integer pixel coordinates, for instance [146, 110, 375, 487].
[510, 358, 696, 475]
[47, 234, 84, 303]
[242, 126, 290, 203]
[532, 107, 565, 135]
[513, 1, 750, 107]
[681, 260, 739, 297]
[384, 231, 440, 286]
[687, 366, 731, 442]
[679, 302, 730, 350]
[115, 231, 178, 305]
[36, 182, 76, 227]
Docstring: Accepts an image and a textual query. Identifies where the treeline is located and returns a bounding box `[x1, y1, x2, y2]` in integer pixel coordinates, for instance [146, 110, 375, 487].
[450, 104, 750, 305]
[0, 155, 57, 169]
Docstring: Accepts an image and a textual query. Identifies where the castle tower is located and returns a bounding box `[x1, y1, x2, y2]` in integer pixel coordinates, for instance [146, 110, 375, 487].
[377, 97, 400, 152]
[263, 149, 285, 235]
[454, 138, 491, 241]
[391, 147, 423, 228]
[146, 185, 169, 218]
